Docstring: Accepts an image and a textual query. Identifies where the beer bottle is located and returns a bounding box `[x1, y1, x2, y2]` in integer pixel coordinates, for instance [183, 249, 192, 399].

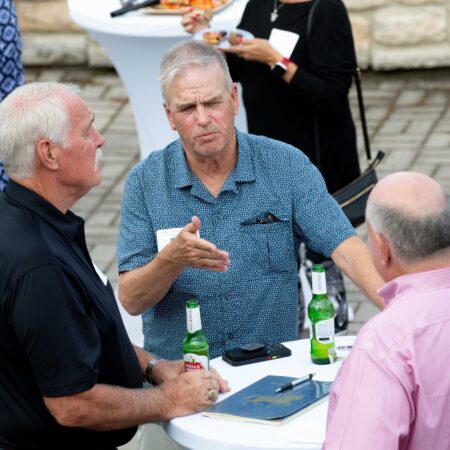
[182, 299, 210, 371]
[308, 264, 335, 364]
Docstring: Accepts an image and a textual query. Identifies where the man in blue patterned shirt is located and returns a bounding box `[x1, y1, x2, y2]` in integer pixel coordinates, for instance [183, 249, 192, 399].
[117, 41, 384, 361]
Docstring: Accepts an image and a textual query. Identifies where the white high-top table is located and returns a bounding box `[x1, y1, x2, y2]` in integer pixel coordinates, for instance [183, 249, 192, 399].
[68, 0, 249, 159]
[164, 336, 355, 450]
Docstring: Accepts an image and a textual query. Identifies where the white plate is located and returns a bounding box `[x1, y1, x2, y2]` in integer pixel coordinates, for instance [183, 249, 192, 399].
[193, 28, 254, 48]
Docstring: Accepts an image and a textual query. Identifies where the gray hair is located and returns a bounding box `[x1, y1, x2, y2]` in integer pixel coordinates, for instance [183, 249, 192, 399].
[366, 196, 450, 262]
[159, 40, 233, 102]
[0, 81, 80, 179]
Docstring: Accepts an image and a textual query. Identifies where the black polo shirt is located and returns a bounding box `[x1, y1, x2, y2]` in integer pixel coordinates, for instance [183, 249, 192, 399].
[0, 181, 142, 450]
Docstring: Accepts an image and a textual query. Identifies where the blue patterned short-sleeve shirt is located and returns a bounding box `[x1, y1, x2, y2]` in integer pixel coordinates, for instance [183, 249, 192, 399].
[0, 0, 24, 190]
[118, 130, 355, 359]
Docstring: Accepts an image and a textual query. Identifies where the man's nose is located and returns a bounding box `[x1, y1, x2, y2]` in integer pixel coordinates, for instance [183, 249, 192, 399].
[195, 105, 210, 126]
[94, 128, 106, 148]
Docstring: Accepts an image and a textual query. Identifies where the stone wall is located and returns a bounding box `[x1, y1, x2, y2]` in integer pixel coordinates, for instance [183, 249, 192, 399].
[15, 0, 450, 69]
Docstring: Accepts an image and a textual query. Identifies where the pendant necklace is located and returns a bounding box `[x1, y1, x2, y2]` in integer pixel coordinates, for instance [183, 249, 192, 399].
[271, 0, 287, 22]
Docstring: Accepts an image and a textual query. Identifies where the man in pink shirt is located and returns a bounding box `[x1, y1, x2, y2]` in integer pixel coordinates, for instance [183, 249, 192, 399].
[324, 171, 450, 450]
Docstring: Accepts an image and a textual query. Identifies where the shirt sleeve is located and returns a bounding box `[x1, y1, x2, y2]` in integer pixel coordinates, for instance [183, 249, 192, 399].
[288, 0, 356, 113]
[324, 348, 414, 449]
[289, 150, 355, 256]
[11, 265, 101, 397]
[117, 165, 157, 272]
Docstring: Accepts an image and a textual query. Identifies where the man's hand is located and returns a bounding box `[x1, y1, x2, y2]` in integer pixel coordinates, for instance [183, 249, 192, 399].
[160, 216, 230, 272]
[153, 359, 230, 393]
[161, 369, 230, 418]
[223, 38, 282, 66]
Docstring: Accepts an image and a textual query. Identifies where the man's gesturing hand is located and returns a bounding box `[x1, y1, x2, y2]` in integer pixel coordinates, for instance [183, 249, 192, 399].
[162, 216, 230, 272]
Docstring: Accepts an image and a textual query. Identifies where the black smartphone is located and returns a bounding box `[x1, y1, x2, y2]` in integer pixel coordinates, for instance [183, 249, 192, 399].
[222, 343, 291, 366]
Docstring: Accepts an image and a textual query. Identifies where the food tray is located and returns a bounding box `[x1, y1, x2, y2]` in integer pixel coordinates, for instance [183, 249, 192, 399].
[144, 0, 234, 15]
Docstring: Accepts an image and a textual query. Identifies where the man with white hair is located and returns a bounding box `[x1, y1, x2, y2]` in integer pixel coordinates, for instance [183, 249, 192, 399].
[0, 82, 228, 450]
[324, 171, 450, 449]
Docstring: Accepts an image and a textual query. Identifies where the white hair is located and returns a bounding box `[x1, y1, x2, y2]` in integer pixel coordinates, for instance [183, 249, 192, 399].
[159, 40, 233, 102]
[366, 197, 450, 262]
[0, 81, 80, 179]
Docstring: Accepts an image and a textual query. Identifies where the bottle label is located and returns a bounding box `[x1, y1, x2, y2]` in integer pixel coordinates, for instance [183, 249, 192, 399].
[314, 318, 335, 344]
[183, 353, 209, 371]
[186, 306, 202, 333]
[312, 270, 327, 295]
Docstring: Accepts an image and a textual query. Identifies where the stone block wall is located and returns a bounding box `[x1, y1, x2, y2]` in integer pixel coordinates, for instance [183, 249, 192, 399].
[15, 0, 450, 69]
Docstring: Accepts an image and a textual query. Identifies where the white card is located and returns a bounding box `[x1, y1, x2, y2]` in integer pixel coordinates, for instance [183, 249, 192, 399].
[269, 28, 300, 57]
[92, 261, 108, 286]
[156, 227, 200, 252]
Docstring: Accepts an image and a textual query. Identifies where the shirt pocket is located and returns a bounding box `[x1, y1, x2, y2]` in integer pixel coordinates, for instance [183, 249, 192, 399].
[240, 205, 293, 273]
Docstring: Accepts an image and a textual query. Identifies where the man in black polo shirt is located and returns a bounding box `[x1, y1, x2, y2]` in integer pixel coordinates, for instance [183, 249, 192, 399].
[0, 82, 229, 450]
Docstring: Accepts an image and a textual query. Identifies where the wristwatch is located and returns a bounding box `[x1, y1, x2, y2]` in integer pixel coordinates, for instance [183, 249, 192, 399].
[271, 57, 292, 78]
[145, 358, 163, 385]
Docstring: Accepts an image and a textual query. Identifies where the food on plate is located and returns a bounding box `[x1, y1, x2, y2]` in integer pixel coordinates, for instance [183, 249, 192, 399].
[202, 30, 227, 45]
[158, 0, 190, 8]
[227, 31, 243, 46]
[157, 0, 226, 10]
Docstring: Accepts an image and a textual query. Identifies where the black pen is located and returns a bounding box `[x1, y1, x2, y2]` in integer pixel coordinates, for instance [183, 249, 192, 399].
[275, 373, 315, 393]
[111, 0, 160, 18]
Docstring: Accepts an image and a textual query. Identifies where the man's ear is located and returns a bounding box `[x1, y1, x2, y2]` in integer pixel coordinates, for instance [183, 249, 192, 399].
[36, 139, 59, 171]
[231, 83, 239, 117]
[163, 102, 177, 131]
[375, 232, 392, 269]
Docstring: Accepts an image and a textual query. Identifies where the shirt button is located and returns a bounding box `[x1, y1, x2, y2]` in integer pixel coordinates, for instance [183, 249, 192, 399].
[217, 213, 223, 219]
[225, 293, 232, 300]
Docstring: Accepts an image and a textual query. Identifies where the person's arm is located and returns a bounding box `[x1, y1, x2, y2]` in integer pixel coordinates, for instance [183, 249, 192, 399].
[331, 235, 384, 310]
[132, 345, 230, 392]
[43, 369, 224, 431]
[286, 146, 382, 308]
[119, 216, 230, 315]
[324, 346, 412, 449]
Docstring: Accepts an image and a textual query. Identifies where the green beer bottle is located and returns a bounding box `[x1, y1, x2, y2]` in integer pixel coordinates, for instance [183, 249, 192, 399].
[308, 264, 335, 364]
[182, 299, 210, 371]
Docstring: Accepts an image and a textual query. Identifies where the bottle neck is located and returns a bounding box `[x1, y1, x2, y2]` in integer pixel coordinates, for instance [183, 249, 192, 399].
[312, 270, 327, 295]
[186, 306, 202, 333]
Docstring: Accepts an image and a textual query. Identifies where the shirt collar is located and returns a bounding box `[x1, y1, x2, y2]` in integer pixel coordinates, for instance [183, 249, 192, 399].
[173, 129, 256, 191]
[4, 179, 83, 243]
[378, 266, 450, 307]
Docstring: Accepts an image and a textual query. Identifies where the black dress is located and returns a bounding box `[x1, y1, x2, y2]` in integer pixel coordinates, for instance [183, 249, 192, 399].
[228, 0, 360, 193]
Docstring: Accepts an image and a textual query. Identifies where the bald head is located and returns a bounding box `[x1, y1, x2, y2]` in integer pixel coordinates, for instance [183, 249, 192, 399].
[369, 171, 446, 218]
[366, 172, 450, 266]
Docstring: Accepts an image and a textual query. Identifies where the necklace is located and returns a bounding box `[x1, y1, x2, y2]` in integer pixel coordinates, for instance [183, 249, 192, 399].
[271, 0, 287, 22]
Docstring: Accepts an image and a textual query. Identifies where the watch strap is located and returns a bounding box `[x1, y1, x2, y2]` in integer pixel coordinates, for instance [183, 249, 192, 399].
[145, 358, 163, 385]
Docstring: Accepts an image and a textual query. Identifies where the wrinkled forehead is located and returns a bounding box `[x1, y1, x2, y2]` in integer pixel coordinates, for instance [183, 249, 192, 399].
[165, 63, 228, 102]
[66, 94, 92, 121]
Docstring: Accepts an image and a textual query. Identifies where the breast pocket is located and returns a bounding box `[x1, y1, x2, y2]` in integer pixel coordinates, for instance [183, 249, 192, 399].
[240, 207, 294, 273]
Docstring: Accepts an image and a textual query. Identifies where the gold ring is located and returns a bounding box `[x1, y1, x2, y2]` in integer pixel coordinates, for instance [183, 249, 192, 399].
[208, 389, 217, 401]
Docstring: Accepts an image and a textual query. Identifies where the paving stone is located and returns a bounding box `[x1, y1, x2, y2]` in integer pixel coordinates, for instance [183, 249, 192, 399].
[425, 133, 450, 147]
[90, 244, 118, 267]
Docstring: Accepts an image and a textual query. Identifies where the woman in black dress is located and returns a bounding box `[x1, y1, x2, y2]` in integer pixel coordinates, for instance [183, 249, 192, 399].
[182, 0, 360, 194]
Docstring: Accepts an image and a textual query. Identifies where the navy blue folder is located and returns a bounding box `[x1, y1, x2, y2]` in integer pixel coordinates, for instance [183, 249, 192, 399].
[203, 375, 331, 425]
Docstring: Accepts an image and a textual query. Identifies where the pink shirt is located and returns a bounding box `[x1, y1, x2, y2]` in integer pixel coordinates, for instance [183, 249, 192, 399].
[324, 267, 450, 450]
